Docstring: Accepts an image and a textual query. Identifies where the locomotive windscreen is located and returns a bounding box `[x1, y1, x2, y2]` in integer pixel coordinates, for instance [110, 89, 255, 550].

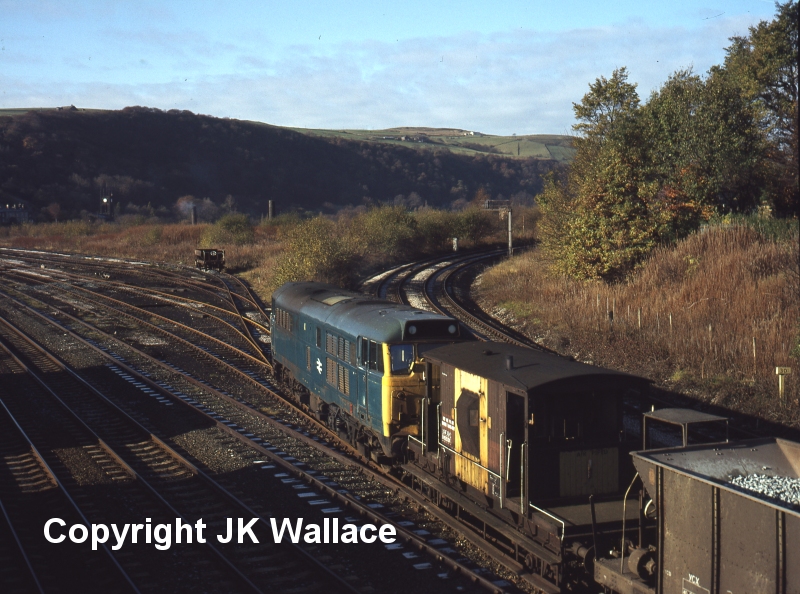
[403, 320, 460, 340]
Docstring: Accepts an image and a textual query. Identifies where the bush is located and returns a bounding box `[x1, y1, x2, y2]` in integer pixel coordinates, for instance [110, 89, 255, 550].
[200, 213, 254, 246]
[271, 217, 357, 288]
[351, 205, 419, 261]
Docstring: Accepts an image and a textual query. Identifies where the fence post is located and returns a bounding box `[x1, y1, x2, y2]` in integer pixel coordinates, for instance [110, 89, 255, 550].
[775, 367, 791, 404]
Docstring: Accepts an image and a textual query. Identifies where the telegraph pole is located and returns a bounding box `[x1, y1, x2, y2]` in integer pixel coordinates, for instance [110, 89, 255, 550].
[484, 199, 512, 256]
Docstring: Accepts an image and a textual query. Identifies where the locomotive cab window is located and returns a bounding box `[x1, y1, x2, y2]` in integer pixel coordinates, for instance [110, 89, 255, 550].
[360, 338, 384, 373]
[389, 344, 414, 375]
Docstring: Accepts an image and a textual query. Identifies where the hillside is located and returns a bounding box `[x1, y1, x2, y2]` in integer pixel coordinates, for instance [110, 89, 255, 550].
[0, 107, 569, 221]
[288, 126, 575, 161]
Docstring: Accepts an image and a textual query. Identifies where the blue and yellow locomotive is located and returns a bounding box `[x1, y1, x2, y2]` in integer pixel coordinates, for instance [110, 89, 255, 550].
[271, 282, 471, 460]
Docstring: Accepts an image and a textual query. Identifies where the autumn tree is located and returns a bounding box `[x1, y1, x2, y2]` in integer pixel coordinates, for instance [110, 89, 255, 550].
[45, 202, 61, 222]
[271, 216, 356, 288]
[538, 67, 651, 280]
[572, 67, 640, 149]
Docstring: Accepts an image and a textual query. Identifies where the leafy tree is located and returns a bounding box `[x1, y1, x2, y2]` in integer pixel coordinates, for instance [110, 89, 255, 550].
[414, 208, 457, 252]
[200, 212, 254, 246]
[722, 0, 798, 214]
[45, 202, 61, 222]
[271, 216, 356, 288]
[572, 67, 640, 148]
[539, 144, 656, 281]
[640, 68, 766, 231]
[455, 207, 498, 246]
[352, 205, 419, 261]
[538, 68, 652, 280]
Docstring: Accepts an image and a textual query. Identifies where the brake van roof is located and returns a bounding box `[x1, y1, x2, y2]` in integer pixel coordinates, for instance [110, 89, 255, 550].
[423, 341, 648, 393]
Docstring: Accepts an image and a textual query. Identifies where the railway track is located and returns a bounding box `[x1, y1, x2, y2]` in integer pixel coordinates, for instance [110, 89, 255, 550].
[0, 314, 356, 593]
[3, 245, 784, 594]
[0, 248, 520, 593]
[0, 394, 130, 594]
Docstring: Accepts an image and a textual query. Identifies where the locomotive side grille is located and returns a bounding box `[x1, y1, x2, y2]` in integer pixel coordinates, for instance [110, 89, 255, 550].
[338, 337, 345, 360]
[275, 308, 294, 332]
[326, 357, 336, 386]
[326, 332, 337, 356]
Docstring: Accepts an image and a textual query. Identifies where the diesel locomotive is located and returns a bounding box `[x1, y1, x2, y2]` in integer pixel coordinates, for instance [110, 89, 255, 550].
[270, 282, 472, 461]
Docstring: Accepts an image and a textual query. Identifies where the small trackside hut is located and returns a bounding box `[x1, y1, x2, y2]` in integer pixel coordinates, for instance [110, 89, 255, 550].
[405, 341, 650, 589]
[194, 248, 225, 271]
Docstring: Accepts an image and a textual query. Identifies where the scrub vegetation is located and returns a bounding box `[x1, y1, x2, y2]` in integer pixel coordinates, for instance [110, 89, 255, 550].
[0, 201, 538, 297]
[478, 216, 800, 425]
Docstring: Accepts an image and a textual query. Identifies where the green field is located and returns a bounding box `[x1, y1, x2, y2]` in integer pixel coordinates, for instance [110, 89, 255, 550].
[287, 127, 575, 162]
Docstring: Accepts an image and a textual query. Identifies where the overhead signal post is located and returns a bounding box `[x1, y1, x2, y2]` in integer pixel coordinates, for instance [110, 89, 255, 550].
[484, 199, 512, 257]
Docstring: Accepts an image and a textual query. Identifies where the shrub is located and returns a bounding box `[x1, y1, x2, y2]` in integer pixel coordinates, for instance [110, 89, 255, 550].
[200, 213, 254, 246]
[270, 216, 357, 289]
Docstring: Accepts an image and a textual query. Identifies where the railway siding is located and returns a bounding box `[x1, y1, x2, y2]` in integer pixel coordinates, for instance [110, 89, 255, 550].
[0, 253, 516, 591]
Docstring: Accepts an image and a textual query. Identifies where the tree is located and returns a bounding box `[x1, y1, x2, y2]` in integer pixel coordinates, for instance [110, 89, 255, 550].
[723, 0, 799, 213]
[222, 194, 236, 213]
[640, 68, 766, 227]
[45, 202, 61, 222]
[271, 217, 356, 288]
[538, 68, 651, 281]
[539, 144, 656, 281]
[572, 67, 640, 148]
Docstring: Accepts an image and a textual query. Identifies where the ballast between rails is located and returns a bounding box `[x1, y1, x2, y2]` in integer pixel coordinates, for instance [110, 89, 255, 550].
[0, 293, 364, 593]
[0, 343, 142, 594]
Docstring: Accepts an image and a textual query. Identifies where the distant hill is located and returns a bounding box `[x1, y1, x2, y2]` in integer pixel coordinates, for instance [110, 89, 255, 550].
[0, 107, 571, 221]
[288, 126, 575, 161]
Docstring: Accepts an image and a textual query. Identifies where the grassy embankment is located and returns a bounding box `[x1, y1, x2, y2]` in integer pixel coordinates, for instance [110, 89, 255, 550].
[0, 205, 536, 297]
[478, 216, 800, 426]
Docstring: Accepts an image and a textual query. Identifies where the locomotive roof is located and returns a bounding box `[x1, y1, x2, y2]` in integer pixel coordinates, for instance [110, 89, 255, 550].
[272, 282, 460, 343]
[423, 341, 647, 393]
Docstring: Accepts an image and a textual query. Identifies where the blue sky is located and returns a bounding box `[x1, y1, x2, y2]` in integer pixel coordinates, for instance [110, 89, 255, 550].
[1, 0, 777, 134]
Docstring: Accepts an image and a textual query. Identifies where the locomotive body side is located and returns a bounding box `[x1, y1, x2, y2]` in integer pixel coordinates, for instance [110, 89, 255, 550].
[271, 282, 470, 459]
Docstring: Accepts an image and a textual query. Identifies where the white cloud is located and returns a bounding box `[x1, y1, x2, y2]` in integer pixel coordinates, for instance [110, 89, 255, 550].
[1, 14, 761, 135]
